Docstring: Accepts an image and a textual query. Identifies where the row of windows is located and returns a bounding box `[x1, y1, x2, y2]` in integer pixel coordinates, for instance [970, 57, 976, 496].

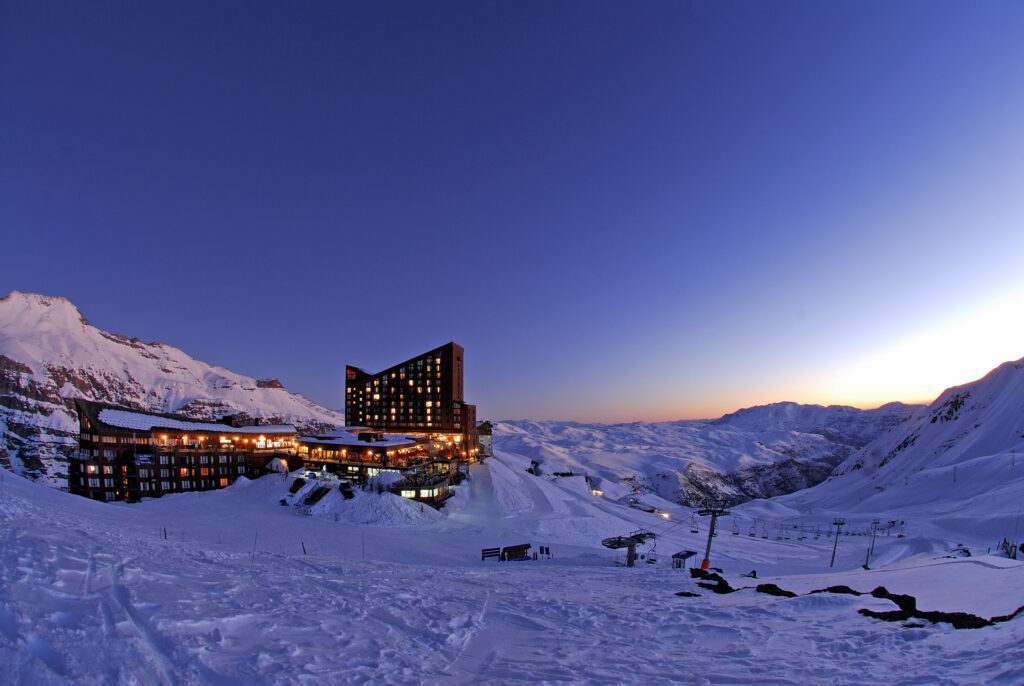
[399, 485, 448, 499]
[81, 476, 236, 491]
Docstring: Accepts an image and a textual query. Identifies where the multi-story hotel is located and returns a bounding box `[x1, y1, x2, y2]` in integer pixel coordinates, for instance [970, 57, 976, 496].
[70, 399, 297, 502]
[344, 342, 479, 460]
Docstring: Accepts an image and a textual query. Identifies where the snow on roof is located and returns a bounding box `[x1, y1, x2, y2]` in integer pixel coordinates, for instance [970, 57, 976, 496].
[98, 408, 295, 434]
[319, 426, 372, 437]
[299, 433, 416, 449]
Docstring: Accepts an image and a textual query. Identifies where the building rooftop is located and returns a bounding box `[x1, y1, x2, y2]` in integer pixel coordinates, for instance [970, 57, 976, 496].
[299, 433, 417, 449]
[97, 408, 295, 435]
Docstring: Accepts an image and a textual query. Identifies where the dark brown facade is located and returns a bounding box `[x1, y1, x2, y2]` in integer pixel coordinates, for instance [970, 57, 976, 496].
[345, 342, 479, 459]
[70, 400, 297, 503]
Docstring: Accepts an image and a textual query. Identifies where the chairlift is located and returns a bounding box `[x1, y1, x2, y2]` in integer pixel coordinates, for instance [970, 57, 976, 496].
[748, 521, 757, 537]
[761, 523, 768, 539]
[784, 529, 791, 540]
[731, 519, 740, 535]
[689, 514, 699, 534]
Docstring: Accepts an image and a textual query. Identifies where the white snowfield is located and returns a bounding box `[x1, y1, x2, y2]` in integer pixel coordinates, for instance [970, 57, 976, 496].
[2, 444, 1023, 685]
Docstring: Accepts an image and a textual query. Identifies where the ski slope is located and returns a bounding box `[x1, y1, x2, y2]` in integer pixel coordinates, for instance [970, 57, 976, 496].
[2, 444, 1023, 685]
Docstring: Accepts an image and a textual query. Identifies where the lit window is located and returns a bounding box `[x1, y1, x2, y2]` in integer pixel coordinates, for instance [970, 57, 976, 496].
[401, 490, 417, 498]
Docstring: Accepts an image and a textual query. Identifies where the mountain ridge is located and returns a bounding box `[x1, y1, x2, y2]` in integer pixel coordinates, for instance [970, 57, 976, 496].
[776, 354, 1024, 522]
[0, 290, 345, 486]
[495, 399, 921, 506]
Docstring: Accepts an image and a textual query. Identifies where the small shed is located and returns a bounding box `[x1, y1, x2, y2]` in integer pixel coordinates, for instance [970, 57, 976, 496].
[501, 543, 532, 561]
[672, 550, 698, 569]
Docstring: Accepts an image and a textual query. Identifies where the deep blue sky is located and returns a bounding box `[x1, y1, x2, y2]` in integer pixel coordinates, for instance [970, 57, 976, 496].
[3, 1, 1024, 421]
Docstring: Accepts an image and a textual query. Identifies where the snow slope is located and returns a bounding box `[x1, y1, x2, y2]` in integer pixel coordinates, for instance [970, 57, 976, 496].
[495, 401, 917, 507]
[775, 356, 1024, 541]
[0, 291, 344, 485]
[2, 449, 1023, 685]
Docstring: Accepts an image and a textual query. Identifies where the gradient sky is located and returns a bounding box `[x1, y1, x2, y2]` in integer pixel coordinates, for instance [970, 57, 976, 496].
[3, 1, 1024, 422]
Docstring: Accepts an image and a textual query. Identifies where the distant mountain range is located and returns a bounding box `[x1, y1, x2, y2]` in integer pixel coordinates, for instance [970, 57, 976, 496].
[495, 400, 921, 506]
[0, 291, 344, 487]
[4, 290, 1022, 514]
[775, 355, 1024, 539]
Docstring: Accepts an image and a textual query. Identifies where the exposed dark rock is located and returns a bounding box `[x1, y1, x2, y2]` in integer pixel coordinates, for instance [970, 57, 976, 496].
[689, 568, 736, 594]
[756, 584, 798, 598]
[809, 585, 862, 596]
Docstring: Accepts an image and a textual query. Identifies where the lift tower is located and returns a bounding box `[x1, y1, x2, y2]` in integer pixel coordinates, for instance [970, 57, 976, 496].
[697, 501, 731, 570]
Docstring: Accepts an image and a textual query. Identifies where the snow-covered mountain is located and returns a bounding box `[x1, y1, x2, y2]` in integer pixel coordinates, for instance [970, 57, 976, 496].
[495, 400, 919, 507]
[0, 291, 345, 486]
[777, 355, 1024, 536]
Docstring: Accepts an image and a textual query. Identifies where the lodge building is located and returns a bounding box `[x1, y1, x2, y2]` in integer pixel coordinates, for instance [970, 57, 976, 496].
[68, 343, 482, 507]
[298, 427, 458, 504]
[70, 400, 298, 502]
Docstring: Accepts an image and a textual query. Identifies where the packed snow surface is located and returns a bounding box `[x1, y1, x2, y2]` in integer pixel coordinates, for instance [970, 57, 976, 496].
[2, 440, 1023, 684]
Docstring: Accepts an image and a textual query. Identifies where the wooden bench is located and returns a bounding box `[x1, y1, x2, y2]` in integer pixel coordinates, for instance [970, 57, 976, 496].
[481, 547, 500, 561]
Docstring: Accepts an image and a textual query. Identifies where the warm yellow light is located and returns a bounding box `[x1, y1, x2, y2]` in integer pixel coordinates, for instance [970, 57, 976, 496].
[660, 512, 670, 519]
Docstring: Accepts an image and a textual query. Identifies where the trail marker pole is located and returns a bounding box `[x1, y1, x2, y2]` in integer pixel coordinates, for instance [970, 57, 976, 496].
[830, 518, 846, 568]
[870, 520, 880, 556]
[697, 501, 731, 570]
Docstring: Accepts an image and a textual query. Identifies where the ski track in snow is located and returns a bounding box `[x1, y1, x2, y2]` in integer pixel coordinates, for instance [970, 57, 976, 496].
[1, 454, 1024, 685]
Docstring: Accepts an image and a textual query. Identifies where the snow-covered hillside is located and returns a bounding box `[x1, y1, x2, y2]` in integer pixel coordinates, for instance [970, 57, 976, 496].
[0, 291, 344, 486]
[2, 448, 1023, 684]
[775, 356, 1024, 540]
[496, 401, 917, 507]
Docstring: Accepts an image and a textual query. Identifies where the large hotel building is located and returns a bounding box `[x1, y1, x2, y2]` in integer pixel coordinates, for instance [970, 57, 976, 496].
[68, 343, 480, 506]
[344, 342, 479, 458]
